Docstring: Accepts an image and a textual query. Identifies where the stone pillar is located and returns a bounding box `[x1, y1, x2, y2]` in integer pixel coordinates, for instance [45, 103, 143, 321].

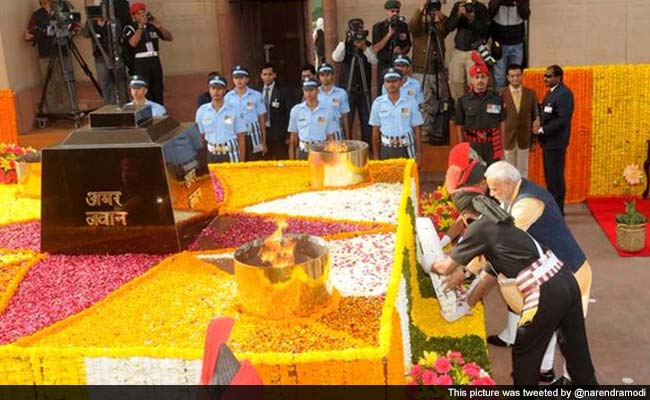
[215, 0, 237, 78]
[323, 0, 338, 64]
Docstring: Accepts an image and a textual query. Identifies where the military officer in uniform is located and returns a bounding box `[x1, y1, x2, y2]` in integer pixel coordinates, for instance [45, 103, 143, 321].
[123, 2, 172, 105]
[288, 78, 337, 160]
[370, 68, 424, 165]
[195, 75, 247, 163]
[382, 55, 424, 104]
[455, 51, 506, 165]
[125, 75, 167, 117]
[225, 65, 267, 161]
[317, 63, 351, 141]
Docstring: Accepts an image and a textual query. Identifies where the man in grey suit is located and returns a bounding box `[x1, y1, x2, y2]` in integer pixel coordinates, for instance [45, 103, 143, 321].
[535, 65, 574, 215]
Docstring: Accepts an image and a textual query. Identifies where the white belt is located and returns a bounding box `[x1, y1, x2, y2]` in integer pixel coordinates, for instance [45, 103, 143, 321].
[207, 142, 232, 155]
[135, 51, 159, 59]
[381, 134, 410, 147]
[299, 140, 323, 152]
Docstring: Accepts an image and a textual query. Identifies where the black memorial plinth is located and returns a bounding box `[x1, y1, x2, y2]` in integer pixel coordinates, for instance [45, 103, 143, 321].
[41, 104, 216, 254]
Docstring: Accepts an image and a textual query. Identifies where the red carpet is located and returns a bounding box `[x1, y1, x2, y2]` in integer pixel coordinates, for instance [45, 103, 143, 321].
[586, 197, 650, 257]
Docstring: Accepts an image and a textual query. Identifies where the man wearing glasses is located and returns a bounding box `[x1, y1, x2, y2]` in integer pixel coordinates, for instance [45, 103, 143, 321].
[535, 65, 574, 216]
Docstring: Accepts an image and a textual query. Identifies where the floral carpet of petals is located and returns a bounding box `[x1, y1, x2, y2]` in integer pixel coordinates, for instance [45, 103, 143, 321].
[328, 232, 395, 297]
[210, 162, 312, 210]
[0, 253, 164, 345]
[0, 186, 40, 225]
[243, 183, 403, 223]
[0, 221, 41, 251]
[188, 212, 388, 250]
[0, 159, 489, 384]
[0, 249, 43, 315]
[19, 253, 382, 356]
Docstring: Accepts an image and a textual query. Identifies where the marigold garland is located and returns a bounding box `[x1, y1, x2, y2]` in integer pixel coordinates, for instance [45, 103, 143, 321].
[590, 65, 650, 196]
[0, 90, 19, 144]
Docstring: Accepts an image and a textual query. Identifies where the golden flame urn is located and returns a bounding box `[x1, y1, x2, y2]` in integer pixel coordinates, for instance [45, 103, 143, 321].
[233, 233, 334, 320]
[308, 140, 369, 188]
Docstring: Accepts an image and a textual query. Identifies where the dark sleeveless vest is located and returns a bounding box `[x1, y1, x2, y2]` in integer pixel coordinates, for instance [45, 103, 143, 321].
[512, 179, 586, 271]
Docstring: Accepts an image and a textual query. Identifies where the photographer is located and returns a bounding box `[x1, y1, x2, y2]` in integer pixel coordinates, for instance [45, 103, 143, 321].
[332, 18, 377, 148]
[446, 0, 490, 102]
[488, 0, 530, 90]
[82, 2, 127, 105]
[372, 1, 411, 94]
[24, 0, 74, 115]
[409, 0, 451, 143]
[123, 2, 172, 105]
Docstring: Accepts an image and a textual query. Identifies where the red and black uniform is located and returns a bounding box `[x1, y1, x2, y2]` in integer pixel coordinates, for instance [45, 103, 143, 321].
[123, 22, 165, 105]
[456, 89, 506, 164]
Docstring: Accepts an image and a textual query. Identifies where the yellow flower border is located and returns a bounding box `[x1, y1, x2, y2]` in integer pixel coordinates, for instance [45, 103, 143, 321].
[0, 249, 44, 315]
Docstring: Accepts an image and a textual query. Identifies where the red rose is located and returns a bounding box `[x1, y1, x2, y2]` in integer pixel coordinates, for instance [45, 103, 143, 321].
[433, 191, 443, 200]
[434, 357, 452, 374]
[5, 170, 17, 184]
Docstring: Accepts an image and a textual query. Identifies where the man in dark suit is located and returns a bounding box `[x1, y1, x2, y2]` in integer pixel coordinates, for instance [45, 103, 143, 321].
[535, 65, 574, 215]
[259, 63, 292, 160]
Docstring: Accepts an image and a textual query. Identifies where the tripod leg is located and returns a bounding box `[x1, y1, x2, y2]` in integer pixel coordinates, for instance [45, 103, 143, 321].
[357, 57, 371, 111]
[71, 42, 103, 98]
[37, 54, 57, 116]
[57, 40, 83, 126]
[347, 55, 356, 94]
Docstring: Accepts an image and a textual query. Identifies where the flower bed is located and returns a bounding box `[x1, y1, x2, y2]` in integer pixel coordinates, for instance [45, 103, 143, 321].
[0, 160, 488, 384]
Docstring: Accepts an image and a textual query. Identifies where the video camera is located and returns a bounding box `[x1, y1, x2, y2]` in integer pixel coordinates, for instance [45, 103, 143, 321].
[389, 14, 407, 29]
[47, 0, 81, 39]
[346, 18, 369, 42]
[424, 0, 443, 13]
[85, 5, 104, 19]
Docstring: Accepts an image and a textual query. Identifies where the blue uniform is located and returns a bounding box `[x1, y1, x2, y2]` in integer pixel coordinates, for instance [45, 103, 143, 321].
[225, 87, 267, 155]
[288, 101, 337, 159]
[195, 102, 246, 162]
[382, 76, 424, 105]
[318, 86, 350, 141]
[369, 94, 424, 159]
[126, 99, 167, 117]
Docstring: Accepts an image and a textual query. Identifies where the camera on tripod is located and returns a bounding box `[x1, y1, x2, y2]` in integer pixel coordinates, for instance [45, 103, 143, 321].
[47, 0, 81, 39]
[424, 0, 442, 13]
[346, 18, 368, 42]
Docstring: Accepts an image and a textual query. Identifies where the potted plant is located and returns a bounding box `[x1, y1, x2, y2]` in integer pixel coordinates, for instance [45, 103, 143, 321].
[615, 164, 647, 252]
